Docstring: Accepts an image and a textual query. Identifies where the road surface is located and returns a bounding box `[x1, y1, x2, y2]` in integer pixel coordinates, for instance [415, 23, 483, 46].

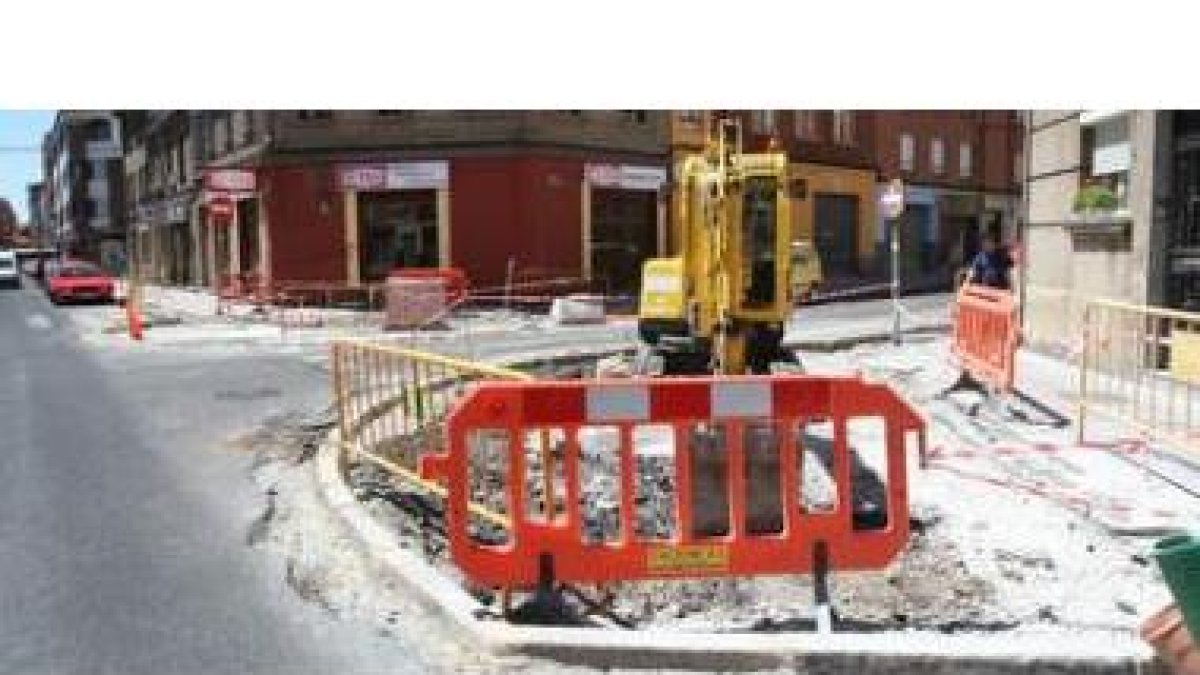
[0, 283, 429, 674]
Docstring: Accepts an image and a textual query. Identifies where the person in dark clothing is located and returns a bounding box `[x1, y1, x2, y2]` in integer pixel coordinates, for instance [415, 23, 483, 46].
[967, 236, 1012, 290]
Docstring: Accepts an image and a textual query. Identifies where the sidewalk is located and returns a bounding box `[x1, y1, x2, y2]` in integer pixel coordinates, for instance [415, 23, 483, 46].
[784, 296, 951, 350]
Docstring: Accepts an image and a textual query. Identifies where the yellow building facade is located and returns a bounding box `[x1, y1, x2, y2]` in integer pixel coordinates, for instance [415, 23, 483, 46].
[788, 162, 878, 271]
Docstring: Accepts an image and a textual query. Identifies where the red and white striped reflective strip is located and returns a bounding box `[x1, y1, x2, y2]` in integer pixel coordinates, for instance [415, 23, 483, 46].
[513, 376, 923, 431]
[581, 380, 775, 423]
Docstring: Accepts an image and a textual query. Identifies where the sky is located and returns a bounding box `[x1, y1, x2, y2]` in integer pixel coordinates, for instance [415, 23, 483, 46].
[0, 110, 54, 223]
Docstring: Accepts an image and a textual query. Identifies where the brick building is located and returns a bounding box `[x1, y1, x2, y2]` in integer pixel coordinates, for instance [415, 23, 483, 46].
[26, 182, 46, 245]
[104, 109, 1022, 297]
[873, 111, 1023, 285]
[720, 110, 1022, 289]
[195, 111, 670, 294]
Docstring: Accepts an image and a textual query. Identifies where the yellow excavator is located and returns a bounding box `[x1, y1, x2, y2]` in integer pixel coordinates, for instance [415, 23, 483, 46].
[637, 117, 801, 375]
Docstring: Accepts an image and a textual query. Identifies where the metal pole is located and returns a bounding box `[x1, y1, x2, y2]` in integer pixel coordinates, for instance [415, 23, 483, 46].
[891, 216, 901, 345]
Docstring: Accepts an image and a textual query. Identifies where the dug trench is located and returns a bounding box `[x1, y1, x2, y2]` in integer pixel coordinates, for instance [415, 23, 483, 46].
[233, 344, 1171, 651]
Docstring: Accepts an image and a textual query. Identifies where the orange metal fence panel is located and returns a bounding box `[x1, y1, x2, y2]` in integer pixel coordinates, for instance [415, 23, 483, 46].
[952, 284, 1020, 393]
[420, 375, 925, 590]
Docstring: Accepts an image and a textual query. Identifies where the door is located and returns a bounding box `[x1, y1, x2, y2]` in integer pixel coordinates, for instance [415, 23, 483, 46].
[591, 188, 657, 295]
[358, 190, 439, 283]
[813, 194, 859, 278]
[236, 199, 260, 277]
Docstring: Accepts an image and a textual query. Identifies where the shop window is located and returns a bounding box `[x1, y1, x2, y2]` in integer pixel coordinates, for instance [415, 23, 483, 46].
[900, 134, 915, 172]
[959, 142, 972, 178]
[931, 137, 945, 175]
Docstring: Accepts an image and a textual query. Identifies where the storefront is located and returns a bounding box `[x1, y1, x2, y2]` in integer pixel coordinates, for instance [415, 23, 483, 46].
[789, 163, 877, 281]
[337, 161, 450, 285]
[582, 164, 666, 295]
[877, 184, 938, 279]
[202, 169, 260, 285]
[939, 190, 985, 275]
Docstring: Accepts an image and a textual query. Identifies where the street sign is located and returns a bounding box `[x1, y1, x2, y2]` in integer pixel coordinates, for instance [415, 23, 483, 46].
[881, 179, 906, 220]
[207, 197, 235, 222]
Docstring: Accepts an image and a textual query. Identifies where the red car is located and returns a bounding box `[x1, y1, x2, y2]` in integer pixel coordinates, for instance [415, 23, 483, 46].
[47, 260, 116, 304]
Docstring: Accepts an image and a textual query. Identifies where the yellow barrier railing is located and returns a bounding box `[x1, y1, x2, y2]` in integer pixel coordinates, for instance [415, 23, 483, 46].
[1078, 298, 1200, 453]
[331, 339, 533, 528]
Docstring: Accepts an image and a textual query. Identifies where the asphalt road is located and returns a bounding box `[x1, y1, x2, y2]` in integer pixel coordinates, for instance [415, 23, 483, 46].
[0, 283, 427, 674]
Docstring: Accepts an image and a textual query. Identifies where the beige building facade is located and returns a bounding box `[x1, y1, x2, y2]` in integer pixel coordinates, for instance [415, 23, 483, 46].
[1022, 110, 1172, 355]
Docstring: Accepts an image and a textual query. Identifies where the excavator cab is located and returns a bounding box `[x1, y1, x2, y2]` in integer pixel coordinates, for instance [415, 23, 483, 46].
[637, 117, 796, 376]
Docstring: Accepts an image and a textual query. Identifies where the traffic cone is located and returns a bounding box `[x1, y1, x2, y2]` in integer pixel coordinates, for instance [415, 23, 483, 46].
[126, 299, 144, 341]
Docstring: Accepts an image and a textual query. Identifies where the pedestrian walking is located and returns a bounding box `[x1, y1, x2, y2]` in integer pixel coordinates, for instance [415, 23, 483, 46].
[967, 235, 1013, 290]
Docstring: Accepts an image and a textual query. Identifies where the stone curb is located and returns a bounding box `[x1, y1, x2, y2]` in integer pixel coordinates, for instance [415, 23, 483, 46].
[311, 347, 1163, 673]
[785, 321, 951, 352]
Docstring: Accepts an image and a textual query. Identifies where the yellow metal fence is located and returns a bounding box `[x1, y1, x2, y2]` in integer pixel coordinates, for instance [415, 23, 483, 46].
[1078, 298, 1200, 453]
[330, 339, 532, 527]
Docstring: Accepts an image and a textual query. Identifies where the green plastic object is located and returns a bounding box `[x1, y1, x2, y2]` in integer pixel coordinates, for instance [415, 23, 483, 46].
[1154, 534, 1200, 638]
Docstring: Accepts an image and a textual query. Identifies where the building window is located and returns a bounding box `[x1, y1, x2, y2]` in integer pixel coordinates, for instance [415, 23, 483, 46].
[900, 134, 915, 172]
[84, 119, 111, 142]
[750, 110, 776, 135]
[677, 110, 702, 124]
[241, 111, 255, 145]
[375, 110, 408, 117]
[793, 111, 817, 140]
[625, 110, 648, 124]
[931, 137, 945, 175]
[959, 142, 972, 178]
[831, 111, 855, 146]
[1080, 112, 1131, 211]
[220, 114, 233, 154]
[297, 111, 334, 120]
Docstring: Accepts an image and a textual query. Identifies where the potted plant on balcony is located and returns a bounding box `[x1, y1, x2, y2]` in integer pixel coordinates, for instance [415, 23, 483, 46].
[1072, 183, 1119, 217]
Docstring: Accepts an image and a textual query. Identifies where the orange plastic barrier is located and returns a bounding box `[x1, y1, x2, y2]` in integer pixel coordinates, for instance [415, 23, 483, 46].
[951, 284, 1020, 393]
[388, 267, 470, 304]
[420, 375, 925, 590]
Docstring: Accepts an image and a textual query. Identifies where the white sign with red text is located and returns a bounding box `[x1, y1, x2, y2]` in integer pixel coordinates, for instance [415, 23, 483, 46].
[586, 164, 667, 191]
[203, 169, 257, 193]
[336, 161, 449, 191]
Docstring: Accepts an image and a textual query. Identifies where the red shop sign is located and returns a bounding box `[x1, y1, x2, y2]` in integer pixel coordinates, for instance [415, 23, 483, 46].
[208, 197, 235, 222]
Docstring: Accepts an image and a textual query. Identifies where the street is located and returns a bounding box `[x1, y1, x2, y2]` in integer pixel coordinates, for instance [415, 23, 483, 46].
[0, 285, 429, 674]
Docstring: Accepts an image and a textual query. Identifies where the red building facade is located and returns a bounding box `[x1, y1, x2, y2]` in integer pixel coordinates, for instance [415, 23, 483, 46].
[198, 112, 669, 293]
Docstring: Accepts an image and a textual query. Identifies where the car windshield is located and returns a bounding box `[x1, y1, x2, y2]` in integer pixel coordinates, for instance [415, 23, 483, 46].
[58, 262, 104, 277]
